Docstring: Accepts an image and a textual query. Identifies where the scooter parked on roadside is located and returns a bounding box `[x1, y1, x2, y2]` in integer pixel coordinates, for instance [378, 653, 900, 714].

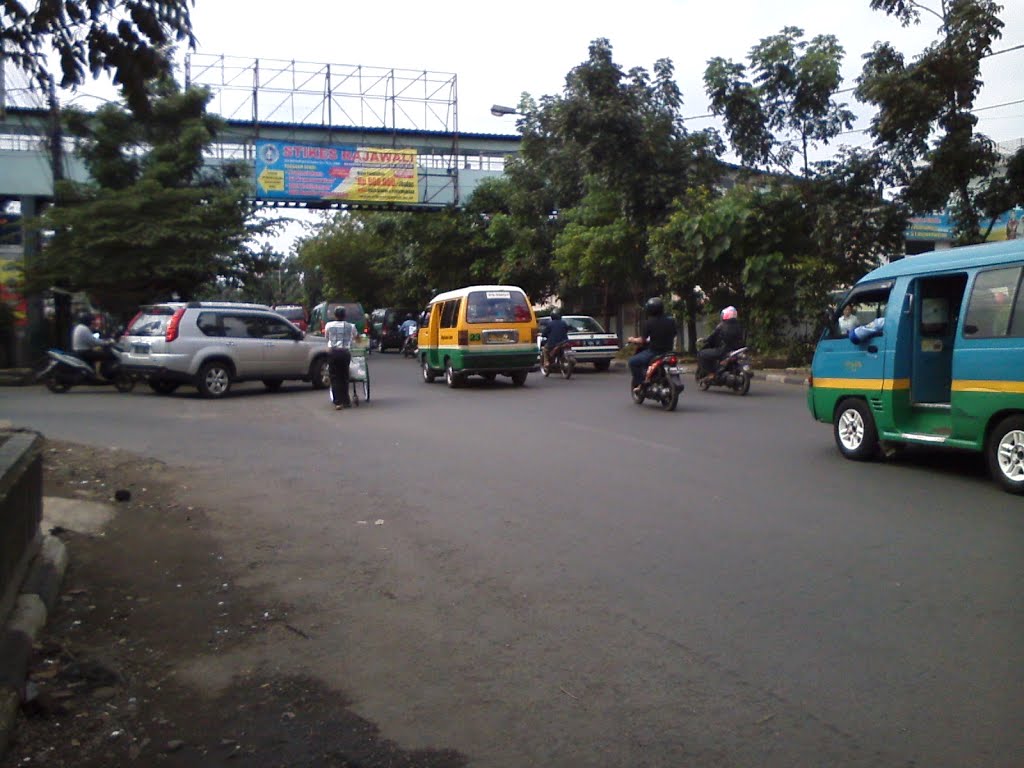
[631, 351, 682, 411]
[37, 344, 136, 393]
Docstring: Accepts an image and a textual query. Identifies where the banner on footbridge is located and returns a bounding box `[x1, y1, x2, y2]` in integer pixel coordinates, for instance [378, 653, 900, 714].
[254, 140, 419, 204]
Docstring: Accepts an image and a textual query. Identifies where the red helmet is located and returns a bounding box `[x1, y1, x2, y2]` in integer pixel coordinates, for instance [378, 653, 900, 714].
[721, 306, 738, 321]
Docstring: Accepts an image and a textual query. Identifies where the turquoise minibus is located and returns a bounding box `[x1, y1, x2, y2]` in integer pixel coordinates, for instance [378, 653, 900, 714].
[807, 239, 1024, 494]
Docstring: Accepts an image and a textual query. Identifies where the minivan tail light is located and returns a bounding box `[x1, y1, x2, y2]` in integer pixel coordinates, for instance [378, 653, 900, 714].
[458, 330, 469, 345]
[165, 308, 185, 342]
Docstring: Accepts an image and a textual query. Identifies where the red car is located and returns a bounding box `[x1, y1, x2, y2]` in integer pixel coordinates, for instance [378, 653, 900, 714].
[272, 305, 308, 332]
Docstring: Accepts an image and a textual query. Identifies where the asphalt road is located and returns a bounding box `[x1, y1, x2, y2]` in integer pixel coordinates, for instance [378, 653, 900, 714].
[2, 355, 1021, 767]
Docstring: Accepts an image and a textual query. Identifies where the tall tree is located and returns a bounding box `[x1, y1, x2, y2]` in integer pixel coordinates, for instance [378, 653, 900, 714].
[1, 0, 195, 115]
[857, 0, 1006, 243]
[28, 79, 270, 317]
[705, 26, 855, 177]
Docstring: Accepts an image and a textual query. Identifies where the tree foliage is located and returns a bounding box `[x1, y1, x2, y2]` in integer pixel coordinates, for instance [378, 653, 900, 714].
[705, 27, 855, 176]
[28, 80, 272, 318]
[857, 0, 1006, 243]
[1, 0, 195, 115]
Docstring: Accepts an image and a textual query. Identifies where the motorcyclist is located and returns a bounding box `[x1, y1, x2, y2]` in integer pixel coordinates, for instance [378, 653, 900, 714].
[400, 313, 418, 339]
[542, 308, 570, 365]
[71, 313, 115, 376]
[628, 297, 677, 394]
[698, 305, 745, 382]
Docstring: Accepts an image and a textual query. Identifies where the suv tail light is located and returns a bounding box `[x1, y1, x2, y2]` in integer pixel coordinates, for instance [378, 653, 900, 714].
[165, 308, 186, 342]
[125, 310, 143, 334]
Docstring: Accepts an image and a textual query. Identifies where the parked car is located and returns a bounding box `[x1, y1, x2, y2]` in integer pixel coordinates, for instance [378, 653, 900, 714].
[370, 307, 416, 352]
[118, 301, 330, 398]
[272, 304, 308, 332]
[309, 300, 369, 338]
[537, 315, 620, 371]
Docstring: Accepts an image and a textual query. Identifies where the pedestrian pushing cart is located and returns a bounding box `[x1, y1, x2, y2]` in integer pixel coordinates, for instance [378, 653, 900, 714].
[349, 338, 370, 405]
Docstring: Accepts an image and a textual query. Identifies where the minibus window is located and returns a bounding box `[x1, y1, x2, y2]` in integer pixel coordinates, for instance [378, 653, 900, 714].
[829, 282, 892, 339]
[441, 299, 460, 328]
[466, 290, 531, 323]
[963, 266, 1021, 338]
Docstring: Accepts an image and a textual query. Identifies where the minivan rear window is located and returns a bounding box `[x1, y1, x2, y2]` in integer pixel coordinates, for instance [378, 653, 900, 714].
[466, 290, 531, 324]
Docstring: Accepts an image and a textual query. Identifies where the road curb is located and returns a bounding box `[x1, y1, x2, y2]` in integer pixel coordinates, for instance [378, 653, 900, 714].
[0, 534, 68, 757]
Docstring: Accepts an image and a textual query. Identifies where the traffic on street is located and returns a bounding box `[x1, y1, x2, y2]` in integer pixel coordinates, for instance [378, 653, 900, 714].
[2, 353, 1020, 767]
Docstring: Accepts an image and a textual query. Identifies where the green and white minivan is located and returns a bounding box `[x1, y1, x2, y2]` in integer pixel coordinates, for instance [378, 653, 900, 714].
[419, 285, 540, 387]
[807, 239, 1024, 493]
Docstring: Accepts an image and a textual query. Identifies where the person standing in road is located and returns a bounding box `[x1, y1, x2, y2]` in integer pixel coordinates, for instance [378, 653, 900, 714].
[324, 306, 355, 410]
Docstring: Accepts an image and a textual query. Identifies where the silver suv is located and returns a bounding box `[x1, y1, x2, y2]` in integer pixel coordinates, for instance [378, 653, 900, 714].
[119, 302, 330, 398]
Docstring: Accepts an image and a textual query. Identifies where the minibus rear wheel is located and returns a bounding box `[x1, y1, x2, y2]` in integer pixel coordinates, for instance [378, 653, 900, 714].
[987, 415, 1024, 494]
[833, 398, 878, 461]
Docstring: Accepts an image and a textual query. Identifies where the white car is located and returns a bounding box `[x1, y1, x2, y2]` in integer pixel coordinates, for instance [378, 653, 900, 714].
[537, 315, 621, 371]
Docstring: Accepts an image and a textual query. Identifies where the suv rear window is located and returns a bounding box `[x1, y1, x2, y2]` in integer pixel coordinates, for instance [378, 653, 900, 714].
[125, 307, 176, 337]
[466, 290, 531, 324]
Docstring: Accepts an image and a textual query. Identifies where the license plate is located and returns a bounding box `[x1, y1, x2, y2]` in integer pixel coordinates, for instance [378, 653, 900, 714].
[667, 366, 681, 374]
[484, 331, 516, 344]
[132, 343, 150, 354]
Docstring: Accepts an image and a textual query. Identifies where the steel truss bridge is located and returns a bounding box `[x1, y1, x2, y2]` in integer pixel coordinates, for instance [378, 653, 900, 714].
[1, 53, 521, 209]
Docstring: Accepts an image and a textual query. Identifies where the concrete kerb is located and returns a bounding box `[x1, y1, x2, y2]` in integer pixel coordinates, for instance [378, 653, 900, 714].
[0, 534, 68, 757]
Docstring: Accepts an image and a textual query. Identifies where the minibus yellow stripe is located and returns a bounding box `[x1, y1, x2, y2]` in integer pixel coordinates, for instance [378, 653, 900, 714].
[952, 380, 1024, 394]
[812, 378, 909, 390]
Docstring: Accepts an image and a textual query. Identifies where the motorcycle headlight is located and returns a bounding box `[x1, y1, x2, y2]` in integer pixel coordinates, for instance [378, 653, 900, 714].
[742, 364, 751, 372]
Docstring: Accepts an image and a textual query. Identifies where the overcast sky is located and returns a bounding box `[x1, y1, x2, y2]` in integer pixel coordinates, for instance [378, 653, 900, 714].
[186, 0, 1024, 149]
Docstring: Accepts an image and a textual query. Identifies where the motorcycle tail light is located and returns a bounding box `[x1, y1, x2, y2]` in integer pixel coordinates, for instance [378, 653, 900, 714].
[165, 308, 185, 342]
[665, 355, 677, 365]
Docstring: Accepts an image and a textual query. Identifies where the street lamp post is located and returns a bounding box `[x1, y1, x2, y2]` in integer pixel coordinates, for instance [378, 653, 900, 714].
[490, 104, 521, 118]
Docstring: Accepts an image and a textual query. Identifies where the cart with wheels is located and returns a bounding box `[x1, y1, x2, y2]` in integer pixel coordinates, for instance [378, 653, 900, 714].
[349, 340, 370, 405]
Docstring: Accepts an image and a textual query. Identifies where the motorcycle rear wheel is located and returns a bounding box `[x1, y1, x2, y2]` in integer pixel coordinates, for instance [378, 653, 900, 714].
[44, 375, 69, 393]
[115, 374, 136, 393]
[559, 355, 574, 379]
[737, 374, 751, 395]
[631, 385, 645, 405]
[660, 378, 680, 411]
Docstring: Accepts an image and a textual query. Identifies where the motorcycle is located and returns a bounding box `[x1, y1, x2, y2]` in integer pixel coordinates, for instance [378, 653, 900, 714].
[631, 351, 682, 411]
[696, 344, 753, 395]
[401, 332, 418, 358]
[540, 341, 575, 379]
[37, 344, 136, 393]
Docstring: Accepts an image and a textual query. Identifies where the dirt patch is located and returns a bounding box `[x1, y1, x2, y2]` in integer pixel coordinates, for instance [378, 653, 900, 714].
[3, 440, 466, 768]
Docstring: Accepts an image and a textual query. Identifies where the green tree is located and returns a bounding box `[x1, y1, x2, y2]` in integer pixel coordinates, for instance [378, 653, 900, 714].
[705, 26, 855, 177]
[857, 0, 1006, 243]
[28, 80, 271, 318]
[1, 0, 195, 115]
[510, 39, 720, 324]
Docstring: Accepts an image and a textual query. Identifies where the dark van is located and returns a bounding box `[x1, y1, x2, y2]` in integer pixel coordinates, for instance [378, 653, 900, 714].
[371, 307, 416, 352]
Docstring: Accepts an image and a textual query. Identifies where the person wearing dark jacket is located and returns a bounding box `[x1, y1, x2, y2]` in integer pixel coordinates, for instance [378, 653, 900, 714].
[628, 297, 677, 392]
[698, 306, 745, 380]
[541, 309, 571, 369]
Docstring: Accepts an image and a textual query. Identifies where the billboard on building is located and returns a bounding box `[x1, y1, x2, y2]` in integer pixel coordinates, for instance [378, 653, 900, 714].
[907, 206, 1022, 242]
[254, 140, 418, 204]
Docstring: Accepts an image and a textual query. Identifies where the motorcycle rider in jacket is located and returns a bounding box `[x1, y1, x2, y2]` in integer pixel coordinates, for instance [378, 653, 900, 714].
[543, 309, 570, 364]
[628, 297, 677, 393]
[698, 306, 745, 382]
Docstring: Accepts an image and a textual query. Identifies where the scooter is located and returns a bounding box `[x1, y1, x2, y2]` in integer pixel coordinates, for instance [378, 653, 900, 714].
[540, 341, 575, 379]
[696, 345, 753, 395]
[631, 351, 683, 411]
[37, 344, 136, 393]
[401, 332, 418, 358]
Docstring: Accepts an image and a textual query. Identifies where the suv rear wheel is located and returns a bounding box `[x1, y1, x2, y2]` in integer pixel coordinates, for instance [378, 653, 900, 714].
[197, 361, 232, 398]
[310, 357, 330, 389]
